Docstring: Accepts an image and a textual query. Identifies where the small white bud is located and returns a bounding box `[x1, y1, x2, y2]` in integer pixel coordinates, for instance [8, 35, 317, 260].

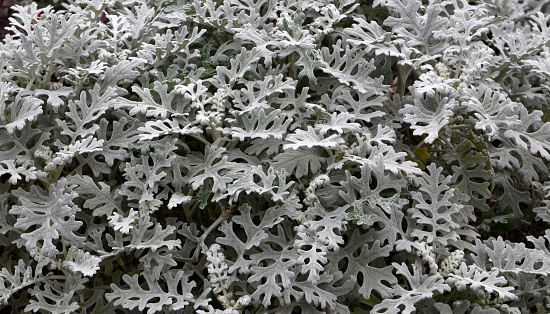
[235, 295, 251, 308]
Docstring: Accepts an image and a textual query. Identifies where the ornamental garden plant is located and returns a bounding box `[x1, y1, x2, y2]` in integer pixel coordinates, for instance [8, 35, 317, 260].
[1, 0, 550, 313]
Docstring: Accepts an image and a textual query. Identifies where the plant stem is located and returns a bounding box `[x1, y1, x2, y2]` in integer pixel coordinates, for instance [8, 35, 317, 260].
[51, 164, 65, 183]
[397, 64, 412, 97]
[42, 61, 54, 89]
[448, 124, 471, 129]
[189, 134, 212, 146]
[190, 202, 232, 263]
[454, 50, 464, 79]
[289, 53, 297, 80]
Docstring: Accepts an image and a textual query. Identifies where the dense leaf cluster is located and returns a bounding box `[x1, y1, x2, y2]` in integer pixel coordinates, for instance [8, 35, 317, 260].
[1, 0, 550, 313]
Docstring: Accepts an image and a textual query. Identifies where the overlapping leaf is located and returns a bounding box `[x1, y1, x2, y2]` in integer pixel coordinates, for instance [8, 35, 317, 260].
[10, 178, 85, 258]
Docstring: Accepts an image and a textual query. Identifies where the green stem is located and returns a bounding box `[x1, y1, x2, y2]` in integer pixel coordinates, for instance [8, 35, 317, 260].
[44, 275, 69, 281]
[184, 201, 197, 223]
[289, 53, 298, 80]
[397, 64, 413, 97]
[442, 289, 457, 304]
[51, 164, 65, 184]
[186, 186, 203, 220]
[189, 134, 212, 146]
[225, 138, 240, 150]
[37, 177, 51, 188]
[492, 66, 508, 83]
[499, 81, 515, 100]
[177, 188, 194, 223]
[448, 124, 471, 129]
[190, 203, 232, 262]
[413, 137, 426, 151]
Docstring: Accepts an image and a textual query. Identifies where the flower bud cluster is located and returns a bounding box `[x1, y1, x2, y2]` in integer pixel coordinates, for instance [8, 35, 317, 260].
[304, 174, 330, 207]
[97, 48, 117, 64]
[50, 82, 63, 90]
[195, 92, 225, 128]
[44, 159, 62, 172]
[203, 244, 250, 313]
[415, 242, 438, 275]
[457, 45, 494, 88]
[292, 210, 307, 224]
[206, 244, 232, 296]
[536, 302, 548, 314]
[98, 48, 132, 66]
[30, 248, 61, 270]
[438, 249, 464, 277]
[34, 146, 54, 164]
[435, 62, 451, 79]
[476, 290, 492, 305]
[493, 302, 521, 313]
[36, 147, 65, 173]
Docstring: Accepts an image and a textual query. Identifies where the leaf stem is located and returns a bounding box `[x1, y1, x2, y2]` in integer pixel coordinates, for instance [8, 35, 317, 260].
[42, 61, 54, 89]
[397, 64, 412, 97]
[448, 124, 471, 129]
[413, 137, 426, 151]
[189, 134, 211, 146]
[51, 164, 65, 184]
[190, 202, 232, 263]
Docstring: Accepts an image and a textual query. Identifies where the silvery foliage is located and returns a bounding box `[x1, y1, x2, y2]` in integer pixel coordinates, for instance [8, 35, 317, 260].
[0, 0, 550, 312]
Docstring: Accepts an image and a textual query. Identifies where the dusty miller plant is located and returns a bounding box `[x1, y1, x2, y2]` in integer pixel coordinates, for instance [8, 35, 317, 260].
[1, 0, 550, 313]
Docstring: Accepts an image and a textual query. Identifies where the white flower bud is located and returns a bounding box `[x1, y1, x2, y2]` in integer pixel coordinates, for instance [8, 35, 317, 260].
[234, 295, 251, 308]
